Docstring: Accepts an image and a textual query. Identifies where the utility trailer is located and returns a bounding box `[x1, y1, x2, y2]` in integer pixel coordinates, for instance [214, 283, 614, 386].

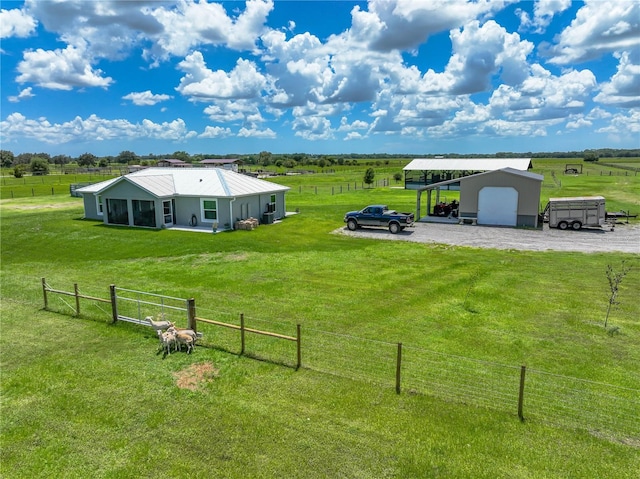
[543, 196, 606, 230]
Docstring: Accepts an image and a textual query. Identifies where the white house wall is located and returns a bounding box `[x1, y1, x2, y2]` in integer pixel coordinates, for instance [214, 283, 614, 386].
[81, 193, 100, 220]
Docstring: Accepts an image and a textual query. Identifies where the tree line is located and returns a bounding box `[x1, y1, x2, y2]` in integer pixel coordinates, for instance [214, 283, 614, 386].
[1, 148, 638, 177]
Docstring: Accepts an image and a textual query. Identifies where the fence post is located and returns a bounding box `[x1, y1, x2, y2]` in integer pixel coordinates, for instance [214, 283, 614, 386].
[396, 342, 403, 394]
[518, 365, 526, 421]
[42, 277, 48, 310]
[240, 313, 245, 355]
[110, 284, 118, 323]
[296, 324, 301, 370]
[74, 283, 80, 316]
[187, 298, 197, 333]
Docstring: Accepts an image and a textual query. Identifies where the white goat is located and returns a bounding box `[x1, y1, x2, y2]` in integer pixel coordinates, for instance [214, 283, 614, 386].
[146, 315, 173, 331]
[156, 329, 177, 356]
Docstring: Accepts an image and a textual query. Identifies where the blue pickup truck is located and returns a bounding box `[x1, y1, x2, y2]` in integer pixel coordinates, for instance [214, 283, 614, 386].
[344, 205, 415, 234]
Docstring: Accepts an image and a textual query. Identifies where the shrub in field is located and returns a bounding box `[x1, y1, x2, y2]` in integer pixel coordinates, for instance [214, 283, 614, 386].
[604, 260, 632, 328]
[12, 165, 25, 178]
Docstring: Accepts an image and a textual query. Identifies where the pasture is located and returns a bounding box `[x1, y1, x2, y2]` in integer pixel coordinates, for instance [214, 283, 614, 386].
[1, 158, 639, 478]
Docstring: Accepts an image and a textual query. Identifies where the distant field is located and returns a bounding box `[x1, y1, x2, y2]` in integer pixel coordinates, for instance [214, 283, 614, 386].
[1, 159, 639, 477]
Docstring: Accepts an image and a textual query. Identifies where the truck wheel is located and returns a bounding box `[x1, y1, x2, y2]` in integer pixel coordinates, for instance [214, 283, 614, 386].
[347, 219, 358, 231]
[389, 222, 400, 234]
[571, 221, 582, 230]
[558, 221, 569, 230]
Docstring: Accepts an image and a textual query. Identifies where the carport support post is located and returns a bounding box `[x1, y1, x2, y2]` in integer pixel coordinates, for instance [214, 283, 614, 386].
[518, 365, 526, 422]
[110, 284, 118, 323]
[42, 277, 48, 310]
[187, 298, 197, 333]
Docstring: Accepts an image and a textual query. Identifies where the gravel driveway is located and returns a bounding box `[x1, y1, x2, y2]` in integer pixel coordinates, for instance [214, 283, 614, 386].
[337, 221, 640, 253]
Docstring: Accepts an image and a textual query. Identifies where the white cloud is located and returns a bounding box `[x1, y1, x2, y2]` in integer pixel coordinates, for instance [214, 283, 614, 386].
[350, 0, 511, 52]
[145, 0, 273, 62]
[8, 87, 35, 103]
[544, 0, 640, 64]
[199, 126, 233, 138]
[0, 112, 196, 144]
[344, 132, 364, 140]
[339, 117, 369, 132]
[176, 52, 266, 100]
[237, 126, 276, 138]
[489, 66, 597, 121]
[123, 90, 172, 106]
[597, 109, 640, 133]
[518, 0, 572, 33]
[16, 43, 113, 90]
[292, 116, 333, 140]
[0, 7, 37, 38]
[25, 0, 161, 61]
[594, 51, 640, 107]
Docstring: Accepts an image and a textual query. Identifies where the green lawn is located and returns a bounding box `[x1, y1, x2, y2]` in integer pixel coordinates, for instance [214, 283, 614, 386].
[1, 159, 639, 478]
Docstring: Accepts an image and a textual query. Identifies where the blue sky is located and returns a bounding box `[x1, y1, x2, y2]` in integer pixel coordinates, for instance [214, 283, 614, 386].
[1, 0, 638, 157]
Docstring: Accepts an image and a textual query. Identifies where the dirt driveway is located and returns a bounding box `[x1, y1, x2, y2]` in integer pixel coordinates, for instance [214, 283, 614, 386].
[337, 221, 640, 253]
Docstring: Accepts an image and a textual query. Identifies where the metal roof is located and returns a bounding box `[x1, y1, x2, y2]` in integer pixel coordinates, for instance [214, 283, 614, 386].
[78, 168, 289, 198]
[417, 167, 543, 191]
[404, 158, 532, 171]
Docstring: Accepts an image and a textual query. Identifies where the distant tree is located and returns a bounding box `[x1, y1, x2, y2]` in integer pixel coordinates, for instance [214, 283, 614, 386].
[0, 150, 14, 168]
[172, 151, 191, 162]
[77, 153, 97, 167]
[318, 158, 327, 169]
[52, 154, 72, 166]
[117, 150, 137, 164]
[15, 153, 32, 164]
[30, 157, 49, 175]
[604, 260, 632, 329]
[283, 159, 297, 169]
[584, 150, 599, 162]
[364, 167, 375, 187]
[258, 150, 272, 167]
[98, 158, 109, 167]
[394, 172, 403, 183]
[13, 164, 26, 178]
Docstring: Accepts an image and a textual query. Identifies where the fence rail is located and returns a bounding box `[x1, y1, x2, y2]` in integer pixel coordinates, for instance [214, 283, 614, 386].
[40, 279, 640, 440]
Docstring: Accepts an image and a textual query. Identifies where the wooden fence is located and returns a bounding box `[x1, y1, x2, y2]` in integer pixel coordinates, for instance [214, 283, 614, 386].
[41, 278, 301, 369]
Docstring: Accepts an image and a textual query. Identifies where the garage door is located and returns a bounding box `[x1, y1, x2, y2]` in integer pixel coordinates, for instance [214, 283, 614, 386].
[477, 187, 518, 226]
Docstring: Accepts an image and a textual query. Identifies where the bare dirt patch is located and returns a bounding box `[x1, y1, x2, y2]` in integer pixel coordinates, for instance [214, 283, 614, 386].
[173, 362, 219, 391]
[0, 200, 79, 211]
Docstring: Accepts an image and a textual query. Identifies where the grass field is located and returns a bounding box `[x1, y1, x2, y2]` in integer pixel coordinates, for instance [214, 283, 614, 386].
[1, 159, 639, 478]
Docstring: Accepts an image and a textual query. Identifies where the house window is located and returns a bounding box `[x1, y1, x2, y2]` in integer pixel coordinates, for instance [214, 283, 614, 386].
[132, 200, 156, 227]
[267, 194, 276, 213]
[96, 195, 103, 216]
[107, 198, 129, 225]
[202, 199, 217, 222]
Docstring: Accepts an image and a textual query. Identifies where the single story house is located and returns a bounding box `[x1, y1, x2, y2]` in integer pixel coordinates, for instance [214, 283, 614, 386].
[403, 158, 532, 190]
[77, 168, 289, 231]
[416, 167, 544, 227]
[199, 158, 241, 172]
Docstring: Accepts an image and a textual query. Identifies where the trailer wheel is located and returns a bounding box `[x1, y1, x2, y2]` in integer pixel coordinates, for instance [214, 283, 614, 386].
[558, 221, 569, 230]
[347, 219, 358, 231]
[389, 222, 401, 234]
[571, 221, 582, 230]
